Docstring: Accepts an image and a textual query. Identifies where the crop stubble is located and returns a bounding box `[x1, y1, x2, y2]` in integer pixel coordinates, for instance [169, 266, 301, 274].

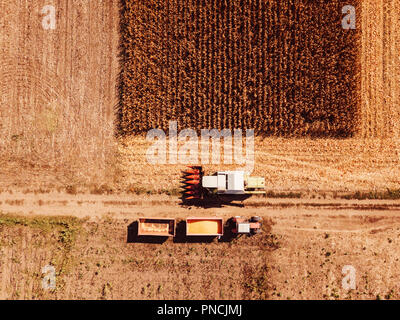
[0, 0, 119, 185]
[360, 0, 400, 138]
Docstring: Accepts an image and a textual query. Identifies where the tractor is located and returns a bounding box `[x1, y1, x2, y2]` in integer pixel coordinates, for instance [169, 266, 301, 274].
[230, 216, 262, 236]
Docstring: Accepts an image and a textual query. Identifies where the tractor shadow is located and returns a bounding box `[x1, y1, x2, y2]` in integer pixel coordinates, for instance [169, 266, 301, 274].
[127, 221, 169, 244]
[219, 218, 237, 242]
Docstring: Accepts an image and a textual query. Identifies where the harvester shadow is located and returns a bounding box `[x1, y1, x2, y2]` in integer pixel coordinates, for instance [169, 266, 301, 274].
[179, 196, 246, 209]
[127, 221, 168, 244]
[179, 197, 222, 209]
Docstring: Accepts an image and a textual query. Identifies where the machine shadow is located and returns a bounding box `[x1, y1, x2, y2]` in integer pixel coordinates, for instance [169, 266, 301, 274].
[178, 195, 249, 209]
[219, 218, 237, 242]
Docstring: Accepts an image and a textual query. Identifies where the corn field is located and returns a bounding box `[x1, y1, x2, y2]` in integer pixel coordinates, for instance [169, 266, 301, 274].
[119, 0, 361, 137]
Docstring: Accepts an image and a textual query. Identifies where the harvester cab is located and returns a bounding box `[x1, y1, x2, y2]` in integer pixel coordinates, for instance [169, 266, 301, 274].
[202, 171, 265, 195]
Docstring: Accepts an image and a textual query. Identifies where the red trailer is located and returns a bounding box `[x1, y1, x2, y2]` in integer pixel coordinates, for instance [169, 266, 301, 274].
[186, 217, 224, 237]
[137, 217, 176, 237]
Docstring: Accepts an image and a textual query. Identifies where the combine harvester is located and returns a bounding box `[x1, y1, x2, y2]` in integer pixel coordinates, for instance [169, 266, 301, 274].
[181, 166, 265, 203]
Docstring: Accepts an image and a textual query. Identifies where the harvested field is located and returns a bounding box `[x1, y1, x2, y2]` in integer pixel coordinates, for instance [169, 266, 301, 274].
[0, 210, 275, 300]
[0, 0, 119, 185]
[119, 0, 361, 137]
[360, 0, 400, 138]
[117, 136, 400, 194]
[1, 0, 400, 302]
[0, 195, 400, 300]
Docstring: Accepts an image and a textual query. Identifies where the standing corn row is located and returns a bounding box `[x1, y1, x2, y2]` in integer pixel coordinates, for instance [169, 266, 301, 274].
[119, 0, 361, 137]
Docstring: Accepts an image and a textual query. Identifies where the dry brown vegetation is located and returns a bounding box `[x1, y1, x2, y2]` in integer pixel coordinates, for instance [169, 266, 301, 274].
[117, 136, 400, 193]
[0, 204, 400, 300]
[114, 0, 400, 194]
[119, 0, 361, 137]
[0, 0, 119, 187]
[0, 1, 399, 193]
[0, 0, 400, 301]
[360, 0, 400, 138]
[0, 213, 276, 299]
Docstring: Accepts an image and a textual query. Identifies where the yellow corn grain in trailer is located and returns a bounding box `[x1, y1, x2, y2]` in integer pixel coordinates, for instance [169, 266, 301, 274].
[186, 217, 223, 236]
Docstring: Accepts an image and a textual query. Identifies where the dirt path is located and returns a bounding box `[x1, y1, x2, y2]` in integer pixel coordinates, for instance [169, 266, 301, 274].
[1, 192, 400, 299]
[2, 192, 400, 234]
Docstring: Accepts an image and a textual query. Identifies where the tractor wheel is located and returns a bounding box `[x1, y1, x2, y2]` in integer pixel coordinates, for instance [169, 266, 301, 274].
[251, 216, 262, 222]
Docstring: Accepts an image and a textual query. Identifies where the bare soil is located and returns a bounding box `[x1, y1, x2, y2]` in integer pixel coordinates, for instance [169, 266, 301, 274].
[0, 192, 399, 300]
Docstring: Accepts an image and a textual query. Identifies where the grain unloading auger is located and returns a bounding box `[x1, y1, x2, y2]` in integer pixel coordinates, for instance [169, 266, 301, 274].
[181, 166, 265, 202]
